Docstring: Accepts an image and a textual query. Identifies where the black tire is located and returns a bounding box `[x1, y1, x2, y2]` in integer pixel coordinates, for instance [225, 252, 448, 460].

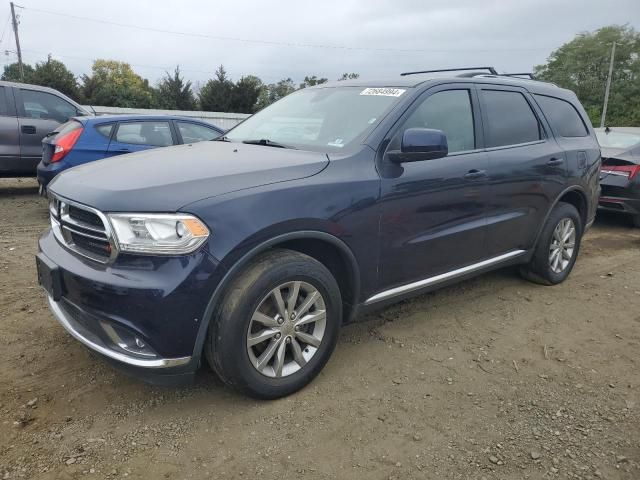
[205, 249, 342, 399]
[632, 215, 640, 228]
[520, 202, 583, 286]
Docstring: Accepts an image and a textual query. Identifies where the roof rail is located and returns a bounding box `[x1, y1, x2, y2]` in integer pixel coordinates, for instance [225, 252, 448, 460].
[502, 73, 536, 79]
[400, 67, 498, 77]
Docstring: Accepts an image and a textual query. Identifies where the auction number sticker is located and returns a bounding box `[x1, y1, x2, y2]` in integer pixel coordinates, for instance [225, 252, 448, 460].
[360, 88, 406, 97]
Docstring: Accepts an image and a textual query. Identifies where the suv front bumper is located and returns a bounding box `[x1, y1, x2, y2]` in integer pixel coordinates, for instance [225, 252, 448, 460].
[37, 229, 224, 384]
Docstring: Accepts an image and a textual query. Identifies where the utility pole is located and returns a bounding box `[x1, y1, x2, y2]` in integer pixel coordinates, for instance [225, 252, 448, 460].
[600, 41, 616, 128]
[10, 2, 23, 82]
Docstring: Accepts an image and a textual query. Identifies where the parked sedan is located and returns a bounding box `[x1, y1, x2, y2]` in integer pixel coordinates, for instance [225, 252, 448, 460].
[37, 115, 224, 192]
[596, 127, 640, 227]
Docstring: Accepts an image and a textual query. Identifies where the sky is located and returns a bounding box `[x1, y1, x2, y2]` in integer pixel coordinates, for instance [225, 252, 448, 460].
[1, 0, 638, 88]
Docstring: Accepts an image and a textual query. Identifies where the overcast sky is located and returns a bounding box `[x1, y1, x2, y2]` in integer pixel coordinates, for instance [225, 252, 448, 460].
[3, 0, 638, 87]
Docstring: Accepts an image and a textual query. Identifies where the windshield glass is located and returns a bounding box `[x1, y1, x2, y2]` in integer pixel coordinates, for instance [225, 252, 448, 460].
[596, 131, 640, 149]
[225, 86, 407, 151]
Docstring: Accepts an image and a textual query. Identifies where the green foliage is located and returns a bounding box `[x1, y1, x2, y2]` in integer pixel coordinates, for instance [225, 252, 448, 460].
[156, 66, 196, 110]
[81, 59, 155, 108]
[535, 25, 640, 126]
[299, 75, 328, 89]
[256, 78, 296, 111]
[2, 55, 79, 100]
[199, 65, 234, 111]
[1, 62, 35, 83]
[32, 55, 79, 99]
[229, 75, 263, 113]
[338, 73, 359, 81]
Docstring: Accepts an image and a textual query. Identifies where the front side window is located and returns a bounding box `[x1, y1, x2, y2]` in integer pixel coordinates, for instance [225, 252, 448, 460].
[225, 86, 406, 151]
[482, 90, 542, 148]
[177, 121, 220, 143]
[534, 95, 588, 137]
[20, 89, 77, 123]
[115, 122, 173, 147]
[401, 89, 475, 153]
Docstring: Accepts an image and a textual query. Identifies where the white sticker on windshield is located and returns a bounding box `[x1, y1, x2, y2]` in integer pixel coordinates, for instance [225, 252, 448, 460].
[360, 88, 406, 97]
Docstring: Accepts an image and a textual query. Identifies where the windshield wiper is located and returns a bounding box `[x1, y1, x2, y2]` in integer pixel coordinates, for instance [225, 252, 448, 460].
[242, 139, 297, 149]
[213, 135, 231, 142]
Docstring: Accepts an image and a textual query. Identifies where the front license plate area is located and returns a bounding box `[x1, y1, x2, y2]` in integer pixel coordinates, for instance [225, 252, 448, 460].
[36, 253, 63, 301]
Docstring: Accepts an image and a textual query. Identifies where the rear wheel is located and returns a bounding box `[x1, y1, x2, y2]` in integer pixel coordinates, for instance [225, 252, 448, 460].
[520, 203, 582, 285]
[206, 249, 342, 399]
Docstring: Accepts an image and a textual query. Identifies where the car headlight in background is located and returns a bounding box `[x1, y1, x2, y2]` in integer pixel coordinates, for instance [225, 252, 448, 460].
[107, 213, 209, 255]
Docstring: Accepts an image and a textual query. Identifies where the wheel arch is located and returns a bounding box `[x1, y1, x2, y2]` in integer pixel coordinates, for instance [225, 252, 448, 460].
[191, 231, 361, 365]
[534, 186, 589, 248]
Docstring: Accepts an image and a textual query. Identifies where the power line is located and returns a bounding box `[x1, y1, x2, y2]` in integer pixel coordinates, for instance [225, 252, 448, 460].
[19, 48, 286, 82]
[0, 12, 11, 47]
[21, 5, 553, 54]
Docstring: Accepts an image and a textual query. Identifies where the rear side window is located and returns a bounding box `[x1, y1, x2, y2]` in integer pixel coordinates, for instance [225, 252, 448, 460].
[402, 89, 475, 153]
[115, 121, 173, 147]
[534, 95, 588, 137]
[482, 90, 542, 148]
[95, 124, 113, 138]
[177, 121, 220, 143]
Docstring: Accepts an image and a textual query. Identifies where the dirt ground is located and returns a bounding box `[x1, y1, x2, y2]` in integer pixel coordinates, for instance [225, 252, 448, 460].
[0, 177, 639, 480]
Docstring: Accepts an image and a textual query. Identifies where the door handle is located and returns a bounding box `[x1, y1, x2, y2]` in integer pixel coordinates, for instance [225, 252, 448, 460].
[21, 125, 36, 134]
[464, 169, 487, 180]
[547, 157, 564, 166]
[114, 148, 131, 153]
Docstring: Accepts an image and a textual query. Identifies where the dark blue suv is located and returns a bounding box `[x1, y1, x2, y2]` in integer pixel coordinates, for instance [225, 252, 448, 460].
[36, 71, 600, 399]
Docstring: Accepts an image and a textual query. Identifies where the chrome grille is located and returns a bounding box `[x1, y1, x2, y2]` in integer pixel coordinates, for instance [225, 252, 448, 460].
[49, 194, 117, 263]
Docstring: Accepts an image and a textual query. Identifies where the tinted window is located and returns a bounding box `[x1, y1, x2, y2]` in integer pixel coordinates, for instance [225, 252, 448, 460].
[534, 95, 588, 137]
[115, 122, 172, 147]
[20, 89, 77, 123]
[402, 90, 475, 153]
[95, 124, 113, 138]
[482, 90, 541, 147]
[177, 121, 220, 143]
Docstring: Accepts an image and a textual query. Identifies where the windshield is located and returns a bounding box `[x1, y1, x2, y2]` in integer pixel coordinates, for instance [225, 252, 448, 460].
[225, 86, 407, 151]
[596, 131, 640, 149]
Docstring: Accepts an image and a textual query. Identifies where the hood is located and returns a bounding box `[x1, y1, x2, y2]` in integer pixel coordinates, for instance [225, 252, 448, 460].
[49, 141, 329, 212]
[600, 146, 640, 164]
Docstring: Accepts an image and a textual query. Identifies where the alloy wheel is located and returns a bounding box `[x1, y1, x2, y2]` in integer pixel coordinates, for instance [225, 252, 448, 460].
[549, 218, 576, 274]
[246, 281, 327, 378]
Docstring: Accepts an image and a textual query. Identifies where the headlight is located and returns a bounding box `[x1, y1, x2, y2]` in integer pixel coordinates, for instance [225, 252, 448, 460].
[107, 213, 209, 255]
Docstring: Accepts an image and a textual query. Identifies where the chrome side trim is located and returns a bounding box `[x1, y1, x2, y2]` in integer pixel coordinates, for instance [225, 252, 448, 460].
[364, 250, 526, 305]
[47, 296, 191, 368]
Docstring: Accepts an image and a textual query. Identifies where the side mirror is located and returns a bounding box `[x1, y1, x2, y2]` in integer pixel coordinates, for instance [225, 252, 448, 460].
[388, 128, 448, 163]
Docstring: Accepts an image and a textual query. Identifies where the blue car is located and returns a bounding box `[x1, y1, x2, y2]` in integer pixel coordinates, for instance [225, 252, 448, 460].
[37, 114, 223, 192]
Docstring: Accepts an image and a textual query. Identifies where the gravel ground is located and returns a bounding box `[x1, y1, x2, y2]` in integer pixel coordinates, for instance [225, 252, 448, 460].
[1, 177, 639, 480]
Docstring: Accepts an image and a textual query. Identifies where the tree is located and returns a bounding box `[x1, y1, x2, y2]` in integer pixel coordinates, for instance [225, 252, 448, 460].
[199, 65, 234, 111]
[256, 78, 296, 110]
[81, 59, 155, 108]
[338, 73, 359, 81]
[156, 66, 196, 110]
[229, 75, 263, 113]
[1, 62, 35, 83]
[31, 55, 79, 99]
[535, 25, 640, 126]
[299, 75, 328, 89]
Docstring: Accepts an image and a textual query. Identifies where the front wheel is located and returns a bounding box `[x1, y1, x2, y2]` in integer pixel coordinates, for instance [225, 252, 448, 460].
[206, 249, 342, 399]
[520, 203, 583, 285]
